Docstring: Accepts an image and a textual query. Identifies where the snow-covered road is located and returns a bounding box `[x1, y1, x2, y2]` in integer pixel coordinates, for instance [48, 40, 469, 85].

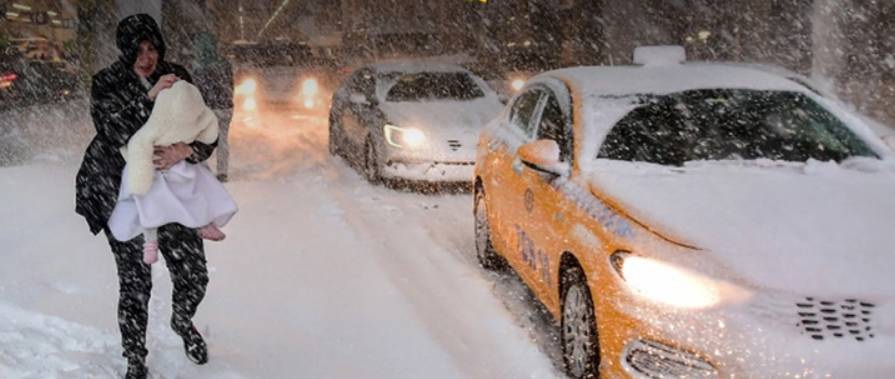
[0, 104, 563, 378]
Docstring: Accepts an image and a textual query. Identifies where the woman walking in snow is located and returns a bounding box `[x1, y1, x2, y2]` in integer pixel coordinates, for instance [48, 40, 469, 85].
[74, 14, 217, 379]
[107, 80, 237, 265]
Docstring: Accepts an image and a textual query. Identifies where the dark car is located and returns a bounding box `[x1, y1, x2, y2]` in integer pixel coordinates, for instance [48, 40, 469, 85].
[0, 50, 79, 110]
[227, 41, 343, 119]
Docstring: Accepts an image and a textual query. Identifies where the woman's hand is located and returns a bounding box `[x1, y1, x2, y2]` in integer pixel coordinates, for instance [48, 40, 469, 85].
[148, 74, 179, 100]
[153, 143, 193, 169]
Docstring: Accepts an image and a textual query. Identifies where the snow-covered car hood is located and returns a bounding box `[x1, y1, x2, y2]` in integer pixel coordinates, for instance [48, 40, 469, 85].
[585, 159, 895, 297]
[379, 98, 502, 145]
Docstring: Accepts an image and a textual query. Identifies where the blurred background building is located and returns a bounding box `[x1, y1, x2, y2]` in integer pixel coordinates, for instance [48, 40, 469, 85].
[1, 0, 79, 62]
[1, 0, 892, 126]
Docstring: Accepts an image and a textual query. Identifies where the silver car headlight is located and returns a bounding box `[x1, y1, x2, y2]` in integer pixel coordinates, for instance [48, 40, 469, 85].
[384, 124, 426, 149]
[611, 252, 751, 309]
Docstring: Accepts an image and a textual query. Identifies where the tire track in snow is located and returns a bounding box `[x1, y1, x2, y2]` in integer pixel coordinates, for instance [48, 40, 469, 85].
[227, 109, 564, 378]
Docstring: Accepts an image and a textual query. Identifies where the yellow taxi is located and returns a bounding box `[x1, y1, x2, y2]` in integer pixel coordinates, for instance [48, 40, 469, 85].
[474, 46, 895, 378]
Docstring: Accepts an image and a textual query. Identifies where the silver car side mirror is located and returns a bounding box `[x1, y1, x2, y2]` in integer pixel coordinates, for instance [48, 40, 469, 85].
[349, 93, 370, 105]
[498, 93, 509, 105]
[883, 135, 895, 153]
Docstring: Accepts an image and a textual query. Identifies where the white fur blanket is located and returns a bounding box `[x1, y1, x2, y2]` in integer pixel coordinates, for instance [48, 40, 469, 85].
[126, 81, 219, 195]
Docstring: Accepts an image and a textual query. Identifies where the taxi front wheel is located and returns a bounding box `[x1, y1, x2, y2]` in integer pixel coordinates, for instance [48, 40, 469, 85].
[561, 264, 600, 379]
[474, 185, 505, 271]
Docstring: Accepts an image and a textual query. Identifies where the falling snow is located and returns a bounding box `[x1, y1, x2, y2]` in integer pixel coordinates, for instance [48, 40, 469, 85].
[2, 1, 895, 378]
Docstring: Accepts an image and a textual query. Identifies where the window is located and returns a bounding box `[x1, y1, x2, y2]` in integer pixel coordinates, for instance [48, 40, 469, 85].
[597, 89, 878, 166]
[509, 89, 543, 136]
[535, 93, 572, 161]
[597, 103, 688, 165]
[385, 72, 484, 102]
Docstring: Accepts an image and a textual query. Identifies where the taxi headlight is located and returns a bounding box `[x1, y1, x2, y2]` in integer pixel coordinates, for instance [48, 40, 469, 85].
[384, 124, 426, 149]
[611, 252, 724, 309]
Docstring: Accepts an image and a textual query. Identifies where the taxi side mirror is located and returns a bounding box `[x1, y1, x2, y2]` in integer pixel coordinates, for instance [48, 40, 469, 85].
[519, 139, 570, 177]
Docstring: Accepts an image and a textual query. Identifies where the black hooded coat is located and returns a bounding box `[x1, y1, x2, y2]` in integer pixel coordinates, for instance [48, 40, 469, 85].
[75, 14, 216, 235]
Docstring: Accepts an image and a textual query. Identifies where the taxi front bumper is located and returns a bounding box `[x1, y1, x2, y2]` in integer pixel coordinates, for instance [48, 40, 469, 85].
[604, 291, 895, 378]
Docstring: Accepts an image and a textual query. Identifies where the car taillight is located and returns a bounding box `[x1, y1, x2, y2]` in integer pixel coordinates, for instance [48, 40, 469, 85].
[0, 72, 16, 89]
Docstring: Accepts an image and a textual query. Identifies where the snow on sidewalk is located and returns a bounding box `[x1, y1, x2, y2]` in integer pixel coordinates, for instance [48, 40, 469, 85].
[0, 301, 120, 379]
[0, 112, 561, 378]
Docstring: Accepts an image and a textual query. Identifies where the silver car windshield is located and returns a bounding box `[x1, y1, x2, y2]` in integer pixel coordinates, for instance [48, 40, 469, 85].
[384, 72, 485, 102]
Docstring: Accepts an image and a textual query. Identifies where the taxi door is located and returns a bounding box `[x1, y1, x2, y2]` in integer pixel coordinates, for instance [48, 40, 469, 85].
[514, 88, 575, 306]
[486, 88, 546, 271]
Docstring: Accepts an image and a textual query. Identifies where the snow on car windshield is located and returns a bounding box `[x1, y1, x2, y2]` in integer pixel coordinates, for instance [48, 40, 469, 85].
[597, 89, 879, 166]
[384, 72, 484, 102]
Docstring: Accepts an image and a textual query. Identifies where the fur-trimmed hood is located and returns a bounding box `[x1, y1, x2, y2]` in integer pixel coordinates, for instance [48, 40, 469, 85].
[116, 13, 167, 67]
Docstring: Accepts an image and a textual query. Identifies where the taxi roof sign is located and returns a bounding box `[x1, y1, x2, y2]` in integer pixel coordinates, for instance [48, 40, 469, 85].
[633, 45, 686, 66]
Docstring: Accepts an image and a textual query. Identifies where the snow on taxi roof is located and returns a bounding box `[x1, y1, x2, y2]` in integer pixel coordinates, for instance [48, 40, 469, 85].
[541, 63, 808, 99]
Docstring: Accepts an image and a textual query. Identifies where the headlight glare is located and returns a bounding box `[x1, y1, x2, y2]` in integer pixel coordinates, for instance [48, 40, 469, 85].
[243, 97, 257, 112]
[302, 78, 319, 96]
[385, 124, 426, 148]
[612, 252, 722, 309]
[236, 78, 257, 96]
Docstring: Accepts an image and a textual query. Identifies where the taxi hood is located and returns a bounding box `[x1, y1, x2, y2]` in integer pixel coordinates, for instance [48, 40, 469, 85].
[584, 159, 895, 297]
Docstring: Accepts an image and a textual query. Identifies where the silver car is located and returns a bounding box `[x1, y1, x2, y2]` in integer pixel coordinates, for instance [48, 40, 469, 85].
[328, 61, 503, 187]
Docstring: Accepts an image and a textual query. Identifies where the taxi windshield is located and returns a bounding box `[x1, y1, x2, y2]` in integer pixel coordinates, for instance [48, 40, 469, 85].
[385, 72, 485, 102]
[597, 89, 879, 165]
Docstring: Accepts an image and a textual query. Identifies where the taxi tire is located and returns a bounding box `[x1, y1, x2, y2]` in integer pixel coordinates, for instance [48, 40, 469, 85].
[363, 137, 382, 184]
[474, 185, 505, 271]
[561, 264, 600, 379]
